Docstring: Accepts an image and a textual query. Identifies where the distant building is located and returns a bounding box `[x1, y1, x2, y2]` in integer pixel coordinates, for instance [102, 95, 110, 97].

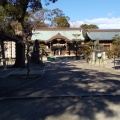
[31, 28, 85, 56]
[86, 29, 120, 51]
[1, 28, 120, 60]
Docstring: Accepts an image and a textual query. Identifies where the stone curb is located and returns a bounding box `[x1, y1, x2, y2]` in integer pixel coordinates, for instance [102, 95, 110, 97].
[0, 94, 120, 100]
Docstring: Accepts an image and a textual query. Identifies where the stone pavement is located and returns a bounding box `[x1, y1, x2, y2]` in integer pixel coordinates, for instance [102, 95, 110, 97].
[89, 59, 120, 70]
[54, 56, 120, 72]
[0, 62, 45, 96]
[0, 58, 120, 97]
[0, 59, 120, 120]
[0, 60, 120, 120]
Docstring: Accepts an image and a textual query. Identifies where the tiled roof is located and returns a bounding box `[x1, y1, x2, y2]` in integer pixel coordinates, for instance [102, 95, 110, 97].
[87, 29, 120, 41]
[47, 33, 70, 43]
[34, 27, 82, 31]
[31, 28, 85, 41]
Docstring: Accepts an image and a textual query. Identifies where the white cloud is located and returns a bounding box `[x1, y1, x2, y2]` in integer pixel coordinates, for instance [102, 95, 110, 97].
[69, 17, 120, 29]
[98, 24, 120, 29]
[69, 21, 84, 28]
[85, 17, 120, 24]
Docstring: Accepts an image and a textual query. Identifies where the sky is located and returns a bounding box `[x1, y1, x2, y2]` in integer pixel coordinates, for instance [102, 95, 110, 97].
[42, 0, 120, 29]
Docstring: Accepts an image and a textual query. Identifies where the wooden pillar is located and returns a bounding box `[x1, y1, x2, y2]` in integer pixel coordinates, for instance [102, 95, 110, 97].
[68, 43, 70, 55]
[50, 42, 52, 56]
[110, 43, 112, 50]
[66, 41, 68, 55]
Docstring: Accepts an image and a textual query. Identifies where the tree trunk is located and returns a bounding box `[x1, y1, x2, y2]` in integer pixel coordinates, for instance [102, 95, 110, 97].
[12, 21, 26, 68]
[13, 41, 26, 68]
[1, 40, 7, 70]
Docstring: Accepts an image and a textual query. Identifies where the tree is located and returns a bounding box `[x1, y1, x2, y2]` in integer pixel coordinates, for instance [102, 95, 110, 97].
[33, 21, 49, 28]
[1, 0, 58, 68]
[54, 16, 70, 28]
[50, 8, 70, 27]
[72, 34, 81, 60]
[0, 5, 14, 34]
[0, 5, 15, 69]
[112, 35, 120, 57]
[29, 7, 70, 28]
[80, 24, 99, 29]
[80, 24, 99, 38]
[29, 8, 50, 28]
[112, 35, 120, 68]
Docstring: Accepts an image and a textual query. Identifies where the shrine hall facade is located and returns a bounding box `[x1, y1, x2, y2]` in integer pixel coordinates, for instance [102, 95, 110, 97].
[31, 28, 120, 56]
[86, 29, 120, 51]
[31, 28, 85, 56]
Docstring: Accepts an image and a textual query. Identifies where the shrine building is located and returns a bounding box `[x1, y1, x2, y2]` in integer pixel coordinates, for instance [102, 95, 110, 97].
[86, 29, 120, 51]
[31, 28, 85, 56]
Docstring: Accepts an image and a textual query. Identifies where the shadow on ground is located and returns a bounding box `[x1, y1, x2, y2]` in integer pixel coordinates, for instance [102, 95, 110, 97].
[0, 59, 120, 120]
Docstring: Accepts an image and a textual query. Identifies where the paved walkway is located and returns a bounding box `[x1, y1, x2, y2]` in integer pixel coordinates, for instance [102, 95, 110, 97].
[0, 62, 45, 96]
[89, 59, 120, 70]
[0, 58, 120, 97]
[0, 59, 120, 120]
[1, 59, 120, 97]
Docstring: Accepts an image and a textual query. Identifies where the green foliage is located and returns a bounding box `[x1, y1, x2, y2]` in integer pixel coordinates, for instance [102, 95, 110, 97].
[52, 8, 65, 18]
[5, 3, 24, 22]
[3, 1, 46, 23]
[33, 21, 49, 28]
[106, 50, 114, 58]
[83, 45, 92, 58]
[0, 6, 7, 23]
[86, 41, 94, 47]
[0, 6, 14, 34]
[80, 24, 99, 29]
[29, 8, 50, 28]
[29, 8, 70, 28]
[80, 24, 99, 38]
[0, 0, 59, 37]
[112, 35, 120, 46]
[112, 35, 120, 58]
[50, 8, 70, 27]
[54, 16, 70, 27]
[106, 35, 120, 58]
[76, 44, 92, 62]
[1, 0, 58, 34]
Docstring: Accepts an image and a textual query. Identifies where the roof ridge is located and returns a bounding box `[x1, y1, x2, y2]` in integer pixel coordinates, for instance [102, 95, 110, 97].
[34, 27, 81, 31]
[87, 29, 120, 32]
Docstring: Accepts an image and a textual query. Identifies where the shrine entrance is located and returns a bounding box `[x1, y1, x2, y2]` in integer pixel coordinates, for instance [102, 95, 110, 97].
[46, 33, 71, 56]
[52, 40, 67, 56]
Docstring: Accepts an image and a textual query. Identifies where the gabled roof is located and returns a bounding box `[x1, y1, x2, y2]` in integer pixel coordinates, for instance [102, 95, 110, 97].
[46, 33, 70, 43]
[87, 29, 120, 41]
[31, 28, 85, 41]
